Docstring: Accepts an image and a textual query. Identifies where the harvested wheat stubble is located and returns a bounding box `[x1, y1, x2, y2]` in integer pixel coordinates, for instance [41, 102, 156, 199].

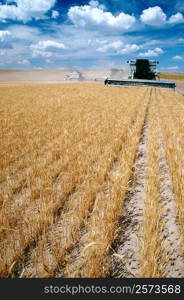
[0, 83, 183, 278]
[109, 93, 150, 278]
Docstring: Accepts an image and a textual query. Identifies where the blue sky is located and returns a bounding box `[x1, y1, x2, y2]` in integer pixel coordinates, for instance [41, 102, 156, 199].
[0, 0, 184, 70]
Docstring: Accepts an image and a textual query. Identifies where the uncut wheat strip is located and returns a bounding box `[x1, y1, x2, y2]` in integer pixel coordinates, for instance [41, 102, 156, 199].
[20, 90, 146, 278]
[162, 91, 184, 123]
[159, 92, 184, 154]
[158, 90, 184, 135]
[0, 90, 144, 278]
[160, 88, 184, 109]
[156, 91, 184, 245]
[165, 101, 183, 154]
[139, 96, 168, 278]
[65, 91, 149, 278]
[156, 91, 183, 167]
[157, 91, 183, 202]
[156, 120, 184, 277]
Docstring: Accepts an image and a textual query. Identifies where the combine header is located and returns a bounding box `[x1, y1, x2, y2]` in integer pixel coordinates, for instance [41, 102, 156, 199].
[104, 59, 176, 89]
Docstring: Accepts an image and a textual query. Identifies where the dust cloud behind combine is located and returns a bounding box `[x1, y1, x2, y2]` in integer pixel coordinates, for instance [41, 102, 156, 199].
[0, 69, 183, 94]
[0, 69, 129, 82]
[109, 69, 130, 79]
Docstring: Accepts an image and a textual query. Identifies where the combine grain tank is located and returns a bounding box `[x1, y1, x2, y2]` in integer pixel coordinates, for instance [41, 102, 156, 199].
[105, 59, 176, 89]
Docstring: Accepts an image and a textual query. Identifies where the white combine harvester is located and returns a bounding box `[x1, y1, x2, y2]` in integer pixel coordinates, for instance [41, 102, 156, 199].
[105, 59, 176, 89]
[66, 71, 83, 81]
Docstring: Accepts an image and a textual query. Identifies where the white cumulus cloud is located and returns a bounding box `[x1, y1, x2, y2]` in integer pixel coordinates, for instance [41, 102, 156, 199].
[68, 1, 136, 31]
[140, 6, 166, 26]
[118, 44, 140, 54]
[0, 0, 57, 22]
[97, 40, 140, 55]
[97, 40, 123, 52]
[140, 6, 184, 27]
[139, 47, 164, 57]
[31, 40, 66, 50]
[168, 12, 184, 24]
[31, 40, 66, 58]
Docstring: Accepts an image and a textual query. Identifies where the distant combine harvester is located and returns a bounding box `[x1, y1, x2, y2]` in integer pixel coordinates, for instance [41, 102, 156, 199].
[65, 71, 83, 81]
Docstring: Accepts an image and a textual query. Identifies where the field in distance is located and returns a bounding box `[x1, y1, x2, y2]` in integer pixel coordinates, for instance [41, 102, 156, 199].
[160, 71, 184, 81]
[0, 82, 183, 278]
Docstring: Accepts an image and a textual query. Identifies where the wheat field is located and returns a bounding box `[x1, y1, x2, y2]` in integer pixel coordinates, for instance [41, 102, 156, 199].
[0, 82, 183, 278]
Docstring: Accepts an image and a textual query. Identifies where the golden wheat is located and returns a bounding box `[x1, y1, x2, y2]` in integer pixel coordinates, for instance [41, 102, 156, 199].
[70, 90, 149, 278]
[20, 88, 148, 277]
[0, 83, 183, 278]
[157, 89, 184, 241]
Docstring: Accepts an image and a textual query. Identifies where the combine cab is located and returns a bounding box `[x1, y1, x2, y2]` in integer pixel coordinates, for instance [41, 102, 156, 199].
[105, 59, 176, 89]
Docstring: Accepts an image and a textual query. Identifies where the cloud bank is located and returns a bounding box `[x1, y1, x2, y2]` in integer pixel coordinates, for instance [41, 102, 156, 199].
[68, 1, 136, 31]
[140, 6, 184, 26]
[0, 0, 56, 22]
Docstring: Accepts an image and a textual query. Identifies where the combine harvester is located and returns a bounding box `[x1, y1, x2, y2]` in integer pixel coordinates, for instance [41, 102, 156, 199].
[104, 59, 176, 89]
